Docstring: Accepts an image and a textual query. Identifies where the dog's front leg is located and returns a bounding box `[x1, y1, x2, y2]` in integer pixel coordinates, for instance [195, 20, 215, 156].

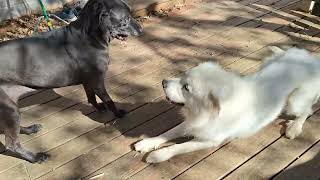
[83, 85, 106, 112]
[134, 123, 187, 153]
[83, 78, 125, 117]
[94, 81, 126, 118]
[146, 140, 216, 163]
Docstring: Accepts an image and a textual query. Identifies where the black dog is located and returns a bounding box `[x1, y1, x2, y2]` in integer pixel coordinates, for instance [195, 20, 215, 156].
[0, 0, 142, 163]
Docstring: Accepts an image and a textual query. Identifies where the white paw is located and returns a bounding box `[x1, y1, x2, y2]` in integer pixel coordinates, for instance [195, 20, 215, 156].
[146, 149, 172, 163]
[134, 138, 163, 153]
[286, 120, 302, 139]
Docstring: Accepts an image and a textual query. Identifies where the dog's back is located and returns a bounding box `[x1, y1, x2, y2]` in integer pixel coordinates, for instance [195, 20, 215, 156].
[0, 28, 92, 88]
[251, 48, 320, 96]
[233, 47, 320, 137]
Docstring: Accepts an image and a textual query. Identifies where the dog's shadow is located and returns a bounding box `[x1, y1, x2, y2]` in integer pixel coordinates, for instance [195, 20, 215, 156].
[15, 88, 181, 139]
[1, 87, 180, 160]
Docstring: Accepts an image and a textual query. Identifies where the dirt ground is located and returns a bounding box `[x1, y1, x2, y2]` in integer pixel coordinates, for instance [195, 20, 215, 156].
[0, 2, 189, 42]
[0, 14, 67, 42]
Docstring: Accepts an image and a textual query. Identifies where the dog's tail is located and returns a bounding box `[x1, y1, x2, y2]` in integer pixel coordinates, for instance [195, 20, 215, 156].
[268, 46, 284, 54]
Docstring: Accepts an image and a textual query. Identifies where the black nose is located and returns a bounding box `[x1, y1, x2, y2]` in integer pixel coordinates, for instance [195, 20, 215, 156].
[162, 80, 168, 88]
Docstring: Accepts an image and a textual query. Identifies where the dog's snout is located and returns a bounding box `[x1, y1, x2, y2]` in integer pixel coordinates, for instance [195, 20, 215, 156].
[135, 26, 143, 36]
[129, 18, 143, 36]
[162, 80, 168, 88]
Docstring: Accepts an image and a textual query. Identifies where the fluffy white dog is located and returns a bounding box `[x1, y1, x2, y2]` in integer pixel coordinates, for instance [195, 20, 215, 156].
[134, 47, 320, 163]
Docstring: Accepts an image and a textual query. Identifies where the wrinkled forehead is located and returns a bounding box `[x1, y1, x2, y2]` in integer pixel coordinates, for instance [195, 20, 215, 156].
[105, 0, 130, 13]
[183, 69, 201, 82]
[109, 7, 130, 19]
[180, 72, 196, 85]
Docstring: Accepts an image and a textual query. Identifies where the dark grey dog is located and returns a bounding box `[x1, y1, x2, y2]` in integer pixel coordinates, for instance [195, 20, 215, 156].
[0, 0, 142, 163]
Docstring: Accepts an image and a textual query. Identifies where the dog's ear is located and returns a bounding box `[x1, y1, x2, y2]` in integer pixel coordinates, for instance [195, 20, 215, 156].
[208, 92, 220, 117]
[94, 1, 110, 30]
[76, 0, 110, 34]
[120, 0, 131, 10]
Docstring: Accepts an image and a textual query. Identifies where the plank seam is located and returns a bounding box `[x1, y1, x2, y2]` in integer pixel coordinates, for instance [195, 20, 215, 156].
[270, 138, 320, 179]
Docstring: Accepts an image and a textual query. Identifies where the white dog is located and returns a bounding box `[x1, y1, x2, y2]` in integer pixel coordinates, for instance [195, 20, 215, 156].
[134, 47, 320, 163]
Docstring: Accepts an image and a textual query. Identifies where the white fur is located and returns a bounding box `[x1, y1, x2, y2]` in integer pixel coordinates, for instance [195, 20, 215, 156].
[134, 47, 320, 163]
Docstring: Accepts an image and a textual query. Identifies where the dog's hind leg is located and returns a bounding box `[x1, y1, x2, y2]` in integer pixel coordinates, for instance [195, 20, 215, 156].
[4, 128, 49, 163]
[285, 87, 318, 139]
[0, 89, 49, 163]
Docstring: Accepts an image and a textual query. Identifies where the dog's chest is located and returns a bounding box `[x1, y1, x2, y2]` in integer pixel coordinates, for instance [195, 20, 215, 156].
[186, 119, 214, 139]
[82, 50, 110, 71]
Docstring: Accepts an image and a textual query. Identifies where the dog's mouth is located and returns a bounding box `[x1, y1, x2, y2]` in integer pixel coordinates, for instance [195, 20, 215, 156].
[165, 96, 185, 106]
[115, 34, 128, 41]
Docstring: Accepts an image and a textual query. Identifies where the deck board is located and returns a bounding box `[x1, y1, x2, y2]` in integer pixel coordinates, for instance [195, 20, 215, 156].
[224, 112, 320, 179]
[274, 141, 320, 180]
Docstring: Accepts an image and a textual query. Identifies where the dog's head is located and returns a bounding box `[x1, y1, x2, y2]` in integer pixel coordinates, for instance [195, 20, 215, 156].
[75, 0, 143, 43]
[163, 62, 227, 117]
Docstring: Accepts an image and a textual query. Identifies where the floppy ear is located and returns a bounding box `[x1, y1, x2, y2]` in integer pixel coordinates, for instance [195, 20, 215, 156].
[98, 10, 111, 33]
[76, 0, 109, 34]
[93, 2, 109, 31]
[208, 92, 220, 117]
[120, 0, 131, 10]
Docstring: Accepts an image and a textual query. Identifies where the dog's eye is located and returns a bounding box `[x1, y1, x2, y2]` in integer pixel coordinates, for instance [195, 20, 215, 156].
[183, 84, 190, 92]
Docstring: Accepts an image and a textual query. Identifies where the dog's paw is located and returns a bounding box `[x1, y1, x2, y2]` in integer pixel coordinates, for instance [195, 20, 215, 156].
[146, 149, 172, 163]
[29, 124, 43, 134]
[33, 152, 50, 164]
[22, 124, 43, 135]
[115, 109, 126, 118]
[94, 103, 107, 112]
[134, 138, 162, 153]
[285, 120, 302, 139]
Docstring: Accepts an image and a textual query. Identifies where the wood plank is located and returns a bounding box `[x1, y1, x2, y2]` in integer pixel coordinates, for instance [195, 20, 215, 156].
[174, 122, 282, 180]
[36, 107, 184, 180]
[224, 111, 320, 179]
[0, 164, 30, 180]
[274, 141, 320, 180]
[186, 2, 306, 67]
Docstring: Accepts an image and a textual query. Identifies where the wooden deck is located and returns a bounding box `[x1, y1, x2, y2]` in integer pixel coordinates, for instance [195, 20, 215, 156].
[1, 0, 320, 179]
